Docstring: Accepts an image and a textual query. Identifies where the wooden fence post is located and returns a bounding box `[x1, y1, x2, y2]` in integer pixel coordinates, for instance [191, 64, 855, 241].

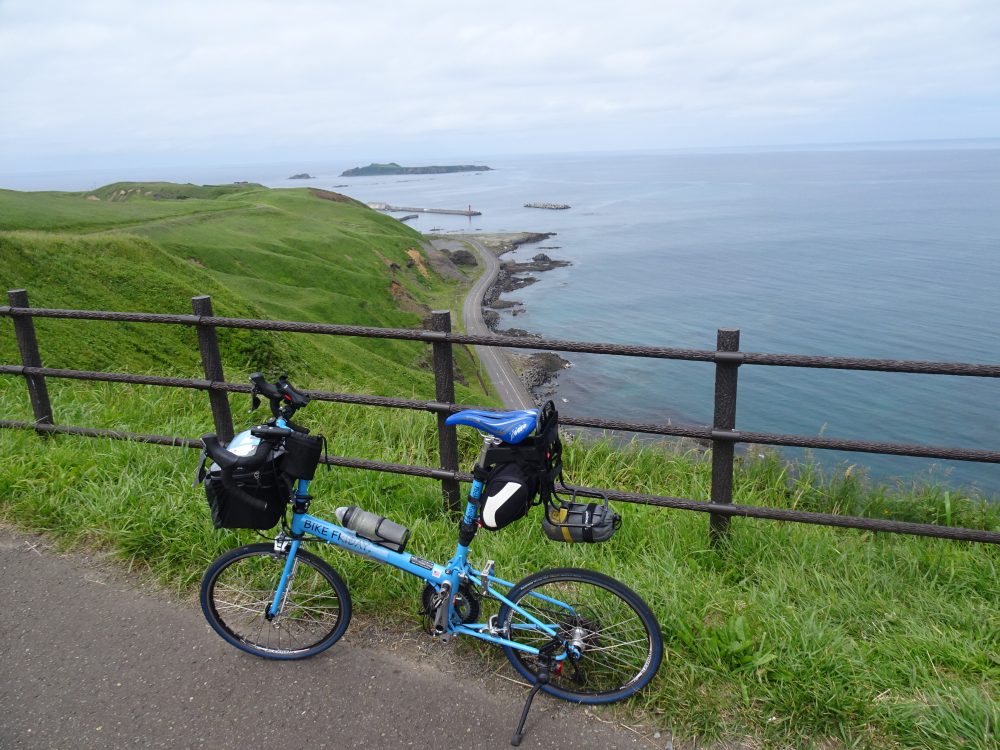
[192, 295, 234, 443]
[710, 328, 741, 545]
[428, 310, 461, 513]
[7, 289, 54, 431]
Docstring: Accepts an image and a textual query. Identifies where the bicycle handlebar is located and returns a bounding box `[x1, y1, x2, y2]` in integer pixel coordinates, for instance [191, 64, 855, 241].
[201, 433, 273, 472]
[250, 372, 310, 417]
[198, 374, 312, 513]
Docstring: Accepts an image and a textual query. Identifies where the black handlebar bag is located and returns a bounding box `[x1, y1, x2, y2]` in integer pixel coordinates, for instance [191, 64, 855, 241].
[202, 430, 291, 530]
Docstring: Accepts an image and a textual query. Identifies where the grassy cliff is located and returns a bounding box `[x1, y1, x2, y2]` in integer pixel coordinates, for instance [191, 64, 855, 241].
[0, 183, 479, 395]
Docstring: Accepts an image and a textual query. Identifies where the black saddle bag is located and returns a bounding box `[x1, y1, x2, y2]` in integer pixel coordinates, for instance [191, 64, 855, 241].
[477, 401, 563, 531]
[479, 462, 539, 531]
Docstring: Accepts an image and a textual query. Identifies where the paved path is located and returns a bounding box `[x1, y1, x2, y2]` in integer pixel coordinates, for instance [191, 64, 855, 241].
[432, 236, 535, 410]
[1, 527, 656, 750]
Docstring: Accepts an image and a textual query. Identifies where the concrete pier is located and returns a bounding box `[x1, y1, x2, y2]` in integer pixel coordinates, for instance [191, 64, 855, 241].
[368, 202, 481, 217]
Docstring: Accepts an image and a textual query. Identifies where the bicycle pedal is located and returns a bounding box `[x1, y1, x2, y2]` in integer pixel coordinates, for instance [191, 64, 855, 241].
[438, 632, 452, 644]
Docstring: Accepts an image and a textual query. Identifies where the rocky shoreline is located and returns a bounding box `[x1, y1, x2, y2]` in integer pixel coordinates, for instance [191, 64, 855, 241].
[475, 232, 573, 403]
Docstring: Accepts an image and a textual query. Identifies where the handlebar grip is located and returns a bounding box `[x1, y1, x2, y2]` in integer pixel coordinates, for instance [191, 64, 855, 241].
[276, 376, 310, 407]
[250, 372, 282, 400]
[250, 373, 309, 418]
[250, 425, 292, 440]
[200, 433, 273, 472]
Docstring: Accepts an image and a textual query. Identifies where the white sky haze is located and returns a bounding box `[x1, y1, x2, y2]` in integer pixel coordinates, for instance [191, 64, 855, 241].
[1, 0, 999, 171]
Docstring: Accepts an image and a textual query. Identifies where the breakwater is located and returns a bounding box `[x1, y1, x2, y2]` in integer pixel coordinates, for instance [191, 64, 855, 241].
[367, 202, 481, 217]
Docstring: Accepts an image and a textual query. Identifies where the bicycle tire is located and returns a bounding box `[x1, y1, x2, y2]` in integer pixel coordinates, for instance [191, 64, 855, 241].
[498, 567, 662, 703]
[200, 543, 352, 660]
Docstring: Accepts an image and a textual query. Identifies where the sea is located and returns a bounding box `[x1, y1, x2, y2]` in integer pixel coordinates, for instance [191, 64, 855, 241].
[3, 143, 999, 496]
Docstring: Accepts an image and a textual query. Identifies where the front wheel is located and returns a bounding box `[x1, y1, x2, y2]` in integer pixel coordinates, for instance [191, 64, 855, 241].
[498, 567, 662, 703]
[200, 543, 352, 659]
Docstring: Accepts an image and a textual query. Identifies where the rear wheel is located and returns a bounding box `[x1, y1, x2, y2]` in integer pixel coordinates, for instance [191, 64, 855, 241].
[200, 543, 351, 660]
[498, 567, 662, 703]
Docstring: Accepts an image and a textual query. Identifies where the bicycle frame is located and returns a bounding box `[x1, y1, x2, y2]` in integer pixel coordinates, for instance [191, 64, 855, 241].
[267, 475, 572, 661]
[201, 380, 662, 747]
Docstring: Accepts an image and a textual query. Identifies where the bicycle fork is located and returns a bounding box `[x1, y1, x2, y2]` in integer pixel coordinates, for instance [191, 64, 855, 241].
[266, 536, 301, 621]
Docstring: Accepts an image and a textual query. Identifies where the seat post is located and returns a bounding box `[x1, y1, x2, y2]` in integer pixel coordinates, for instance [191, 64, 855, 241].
[456, 433, 501, 549]
[475, 433, 502, 473]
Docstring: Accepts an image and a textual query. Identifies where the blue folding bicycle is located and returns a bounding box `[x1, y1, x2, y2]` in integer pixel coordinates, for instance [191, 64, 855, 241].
[198, 374, 662, 744]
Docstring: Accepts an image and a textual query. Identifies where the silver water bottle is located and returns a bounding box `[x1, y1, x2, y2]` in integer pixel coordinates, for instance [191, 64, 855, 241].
[335, 506, 410, 552]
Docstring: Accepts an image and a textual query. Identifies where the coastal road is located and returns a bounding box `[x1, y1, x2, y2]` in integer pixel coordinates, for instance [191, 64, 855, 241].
[431, 237, 535, 410]
[0, 527, 656, 749]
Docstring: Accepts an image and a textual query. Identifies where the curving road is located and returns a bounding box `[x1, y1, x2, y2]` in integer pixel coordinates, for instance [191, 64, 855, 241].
[431, 237, 534, 410]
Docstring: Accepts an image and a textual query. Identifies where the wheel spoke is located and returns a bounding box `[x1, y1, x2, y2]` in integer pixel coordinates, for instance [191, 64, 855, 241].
[202, 547, 350, 658]
[500, 569, 661, 701]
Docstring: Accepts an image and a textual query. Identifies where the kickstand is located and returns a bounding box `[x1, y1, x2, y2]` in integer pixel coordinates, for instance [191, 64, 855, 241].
[511, 663, 549, 746]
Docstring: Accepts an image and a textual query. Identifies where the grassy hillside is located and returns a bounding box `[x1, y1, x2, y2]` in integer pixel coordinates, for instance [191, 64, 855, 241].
[1, 183, 997, 749]
[0, 183, 482, 398]
[0, 232, 286, 376]
[0, 184, 250, 232]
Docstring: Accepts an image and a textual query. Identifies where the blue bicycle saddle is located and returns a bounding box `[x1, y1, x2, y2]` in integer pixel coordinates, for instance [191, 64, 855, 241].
[445, 408, 539, 445]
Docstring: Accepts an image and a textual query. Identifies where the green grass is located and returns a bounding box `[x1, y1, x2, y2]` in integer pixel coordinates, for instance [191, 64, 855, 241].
[0, 184, 252, 232]
[0, 232, 287, 374]
[1, 183, 998, 749]
[1, 376, 997, 749]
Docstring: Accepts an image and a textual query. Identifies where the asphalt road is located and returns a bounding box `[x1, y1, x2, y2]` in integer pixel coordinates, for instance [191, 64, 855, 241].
[432, 237, 535, 410]
[1, 527, 659, 749]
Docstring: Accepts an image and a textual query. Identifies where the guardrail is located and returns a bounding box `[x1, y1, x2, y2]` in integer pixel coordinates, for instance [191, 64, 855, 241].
[3, 288, 999, 545]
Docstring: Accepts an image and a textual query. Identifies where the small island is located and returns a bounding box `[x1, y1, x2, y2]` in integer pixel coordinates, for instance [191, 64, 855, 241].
[524, 202, 570, 210]
[288, 173, 315, 180]
[341, 162, 492, 177]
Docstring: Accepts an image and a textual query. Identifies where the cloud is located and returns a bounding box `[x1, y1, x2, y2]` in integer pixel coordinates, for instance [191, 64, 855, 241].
[1, 0, 998, 168]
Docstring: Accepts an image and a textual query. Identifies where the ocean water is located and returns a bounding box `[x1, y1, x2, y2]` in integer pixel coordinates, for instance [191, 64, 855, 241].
[4, 146, 999, 495]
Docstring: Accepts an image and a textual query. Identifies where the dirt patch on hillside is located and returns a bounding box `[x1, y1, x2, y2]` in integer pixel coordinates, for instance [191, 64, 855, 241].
[389, 280, 430, 316]
[308, 188, 364, 207]
[406, 248, 430, 278]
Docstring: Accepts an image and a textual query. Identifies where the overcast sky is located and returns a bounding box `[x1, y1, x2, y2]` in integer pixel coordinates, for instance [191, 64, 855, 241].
[2, 0, 999, 172]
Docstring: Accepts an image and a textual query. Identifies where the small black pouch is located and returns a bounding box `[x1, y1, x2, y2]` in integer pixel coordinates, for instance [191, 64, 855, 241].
[282, 430, 324, 480]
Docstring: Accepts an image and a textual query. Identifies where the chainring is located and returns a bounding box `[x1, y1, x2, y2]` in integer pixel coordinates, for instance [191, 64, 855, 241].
[420, 581, 481, 630]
